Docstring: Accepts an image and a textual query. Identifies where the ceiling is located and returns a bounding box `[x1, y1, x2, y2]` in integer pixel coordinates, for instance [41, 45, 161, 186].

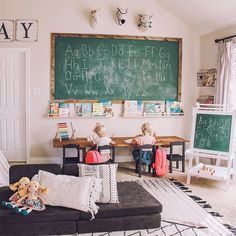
[156, 0, 236, 35]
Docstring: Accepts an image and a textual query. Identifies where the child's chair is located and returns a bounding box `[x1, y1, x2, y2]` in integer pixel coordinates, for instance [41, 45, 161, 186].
[98, 145, 116, 163]
[167, 141, 185, 173]
[63, 144, 80, 164]
[137, 145, 156, 177]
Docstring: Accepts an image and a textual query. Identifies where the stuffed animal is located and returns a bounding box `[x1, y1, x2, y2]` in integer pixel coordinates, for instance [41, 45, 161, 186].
[90, 8, 100, 28]
[116, 8, 128, 25]
[15, 180, 48, 215]
[138, 14, 153, 31]
[2, 177, 30, 209]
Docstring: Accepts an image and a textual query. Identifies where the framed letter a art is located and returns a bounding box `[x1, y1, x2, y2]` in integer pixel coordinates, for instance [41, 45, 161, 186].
[0, 20, 14, 41]
[15, 19, 38, 42]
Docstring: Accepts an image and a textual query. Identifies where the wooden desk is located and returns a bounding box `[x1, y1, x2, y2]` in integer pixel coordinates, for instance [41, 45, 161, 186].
[53, 136, 189, 148]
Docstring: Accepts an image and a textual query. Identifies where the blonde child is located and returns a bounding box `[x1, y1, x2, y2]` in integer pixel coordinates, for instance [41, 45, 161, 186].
[92, 123, 115, 162]
[132, 122, 156, 172]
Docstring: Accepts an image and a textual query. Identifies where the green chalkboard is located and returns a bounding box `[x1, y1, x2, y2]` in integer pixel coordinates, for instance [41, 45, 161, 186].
[51, 34, 182, 101]
[193, 113, 233, 153]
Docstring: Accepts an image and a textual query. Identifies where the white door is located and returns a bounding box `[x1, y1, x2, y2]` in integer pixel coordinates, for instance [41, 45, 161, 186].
[0, 49, 28, 162]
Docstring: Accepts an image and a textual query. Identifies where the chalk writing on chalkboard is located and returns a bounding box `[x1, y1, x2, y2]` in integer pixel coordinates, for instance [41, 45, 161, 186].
[51, 34, 182, 101]
[194, 113, 232, 153]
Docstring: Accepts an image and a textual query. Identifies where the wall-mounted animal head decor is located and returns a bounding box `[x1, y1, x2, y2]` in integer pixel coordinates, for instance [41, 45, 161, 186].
[138, 14, 153, 31]
[116, 8, 128, 25]
[90, 8, 100, 28]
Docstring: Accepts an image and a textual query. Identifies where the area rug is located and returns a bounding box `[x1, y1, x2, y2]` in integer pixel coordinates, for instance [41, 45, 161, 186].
[138, 178, 235, 236]
[63, 179, 236, 236]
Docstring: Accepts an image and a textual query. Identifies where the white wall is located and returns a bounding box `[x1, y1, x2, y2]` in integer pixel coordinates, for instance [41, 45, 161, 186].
[201, 25, 236, 68]
[0, 0, 200, 163]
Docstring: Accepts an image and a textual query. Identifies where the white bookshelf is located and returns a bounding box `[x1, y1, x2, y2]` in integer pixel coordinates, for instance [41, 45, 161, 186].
[188, 162, 235, 182]
[122, 112, 184, 118]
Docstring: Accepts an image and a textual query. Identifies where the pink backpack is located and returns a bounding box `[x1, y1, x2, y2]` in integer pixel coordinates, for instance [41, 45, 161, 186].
[152, 149, 168, 176]
[85, 150, 102, 164]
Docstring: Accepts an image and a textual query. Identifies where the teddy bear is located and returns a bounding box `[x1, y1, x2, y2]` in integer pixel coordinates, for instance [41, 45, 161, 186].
[2, 176, 30, 209]
[15, 180, 48, 215]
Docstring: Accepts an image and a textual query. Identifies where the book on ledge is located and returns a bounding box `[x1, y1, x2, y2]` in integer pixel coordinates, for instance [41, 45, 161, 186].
[124, 100, 138, 114]
[143, 101, 165, 116]
[100, 100, 114, 117]
[57, 122, 70, 141]
[93, 103, 104, 116]
[82, 103, 92, 117]
[59, 102, 69, 118]
[48, 101, 59, 118]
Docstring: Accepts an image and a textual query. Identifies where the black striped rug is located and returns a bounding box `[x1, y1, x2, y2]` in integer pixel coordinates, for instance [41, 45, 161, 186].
[67, 179, 236, 236]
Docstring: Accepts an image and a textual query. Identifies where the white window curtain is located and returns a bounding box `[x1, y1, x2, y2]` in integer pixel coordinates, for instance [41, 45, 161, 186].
[216, 40, 236, 155]
[215, 41, 233, 105]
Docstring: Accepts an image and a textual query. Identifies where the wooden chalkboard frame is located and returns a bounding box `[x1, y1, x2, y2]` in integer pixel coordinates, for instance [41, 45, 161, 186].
[190, 107, 235, 155]
[50, 33, 182, 102]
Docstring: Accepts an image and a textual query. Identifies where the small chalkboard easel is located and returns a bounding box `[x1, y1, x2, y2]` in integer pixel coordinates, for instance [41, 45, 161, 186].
[187, 104, 236, 189]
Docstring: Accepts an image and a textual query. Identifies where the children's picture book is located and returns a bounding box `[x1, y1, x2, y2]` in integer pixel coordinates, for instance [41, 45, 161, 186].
[137, 100, 143, 114]
[100, 100, 114, 117]
[144, 101, 165, 115]
[166, 100, 182, 114]
[59, 102, 69, 118]
[155, 101, 165, 113]
[93, 103, 104, 116]
[68, 103, 75, 118]
[75, 103, 82, 116]
[57, 122, 70, 141]
[124, 100, 138, 114]
[144, 103, 156, 113]
[48, 101, 59, 118]
[82, 103, 92, 117]
[166, 100, 174, 114]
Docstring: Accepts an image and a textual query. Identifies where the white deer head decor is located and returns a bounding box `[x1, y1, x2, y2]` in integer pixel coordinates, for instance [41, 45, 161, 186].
[90, 8, 100, 28]
[116, 8, 128, 25]
[138, 14, 153, 31]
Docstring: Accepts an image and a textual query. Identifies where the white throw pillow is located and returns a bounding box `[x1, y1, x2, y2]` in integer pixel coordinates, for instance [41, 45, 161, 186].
[78, 163, 119, 203]
[38, 170, 99, 216]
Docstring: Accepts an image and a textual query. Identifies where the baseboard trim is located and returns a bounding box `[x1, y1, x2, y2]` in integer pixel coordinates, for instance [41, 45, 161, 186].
[28, 157, 62, 164]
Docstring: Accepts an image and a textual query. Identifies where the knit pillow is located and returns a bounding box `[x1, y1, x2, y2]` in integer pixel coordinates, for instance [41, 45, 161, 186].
[78, 163, 119, 203]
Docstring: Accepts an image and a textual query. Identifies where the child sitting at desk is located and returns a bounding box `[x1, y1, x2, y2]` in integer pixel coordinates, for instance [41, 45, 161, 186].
[132, 122, 156, 173]
[90, 123, 115, 162]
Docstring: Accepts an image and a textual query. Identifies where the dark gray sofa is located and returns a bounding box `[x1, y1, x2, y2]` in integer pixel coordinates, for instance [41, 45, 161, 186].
[0, 164, 162, 236]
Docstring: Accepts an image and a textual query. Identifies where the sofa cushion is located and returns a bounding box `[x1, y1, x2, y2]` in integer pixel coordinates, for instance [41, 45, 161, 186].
[62, 163, 79, 176]
[9, 164, 62, 184]
[0, 186, 12, 203]
[77, 214, 161, 233]
[80, 181, 162, 220]
[0, 220, 77, 236]
[0, 205, 80, 224]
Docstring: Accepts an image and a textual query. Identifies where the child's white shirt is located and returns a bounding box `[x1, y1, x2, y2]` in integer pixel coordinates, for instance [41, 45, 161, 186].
[136, 135, 155, 150]
[94, 136, 112, 154]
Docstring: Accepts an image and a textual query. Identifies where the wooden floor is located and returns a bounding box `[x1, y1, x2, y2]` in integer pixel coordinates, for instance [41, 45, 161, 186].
[117, 162, 236, 227]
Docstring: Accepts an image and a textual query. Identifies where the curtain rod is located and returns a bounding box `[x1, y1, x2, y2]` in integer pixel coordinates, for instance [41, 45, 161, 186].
[215, 34, 236, 43]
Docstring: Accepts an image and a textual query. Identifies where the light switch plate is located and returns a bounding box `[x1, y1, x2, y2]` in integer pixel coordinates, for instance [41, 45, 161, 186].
[33, 88, 40, 95]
